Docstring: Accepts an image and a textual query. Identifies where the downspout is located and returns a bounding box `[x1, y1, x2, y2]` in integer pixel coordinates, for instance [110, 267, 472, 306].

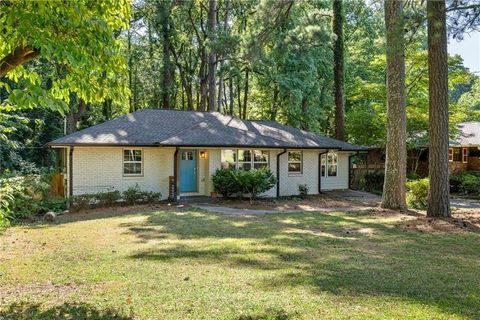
[173, 148, 179, 201]
[318, 150, 329, 194]
[68, 146, 74, 207]
[276, 149, 287, 198]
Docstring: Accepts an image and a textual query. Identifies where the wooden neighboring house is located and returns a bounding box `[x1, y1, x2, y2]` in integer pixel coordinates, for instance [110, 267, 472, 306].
[353, 122, 480, 183]
[48, 109, 367, 200]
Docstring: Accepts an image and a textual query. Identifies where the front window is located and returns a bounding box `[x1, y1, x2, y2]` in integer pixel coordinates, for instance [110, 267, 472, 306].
[321, 152, 338, 177]
[449, 148, 453, 162]
[123, 149, 142, 176]
[453, 148, 462, 162]
[327, 153, 338, 177]
[462, 148, 468, 163]
[288, 151, 302, 173]
[221, 149, 269, 170]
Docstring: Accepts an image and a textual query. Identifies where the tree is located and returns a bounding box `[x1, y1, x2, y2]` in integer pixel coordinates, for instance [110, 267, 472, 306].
[427, 0, 451, 217]
[0, 0, 130, 113]
[333, 0, 345, 141]
[207, 0, 217, 112]
[381, 0, 407, 210]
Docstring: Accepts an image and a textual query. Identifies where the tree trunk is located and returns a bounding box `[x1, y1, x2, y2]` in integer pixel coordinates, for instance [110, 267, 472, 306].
[301, 96, 309, 130]
[157, 1, 173, 109]
[243, 69, 249, 119]
[127, 29, 134, 113]
[271, 86, 279, 121]
[66, 98, 88, 134]
[381, 0, 407, 210]
[333, 0, 345, 141]
[229, 77, 234, 115]
[217, 0, 230, 113]
[199, 51, 208, 111]
[427, 0, 451, 217]
[207, 0, 217, 111]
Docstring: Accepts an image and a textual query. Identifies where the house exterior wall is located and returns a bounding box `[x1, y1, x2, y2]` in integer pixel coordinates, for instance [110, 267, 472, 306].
[69, 147, 351, 199]
[72, 147, 174, 199]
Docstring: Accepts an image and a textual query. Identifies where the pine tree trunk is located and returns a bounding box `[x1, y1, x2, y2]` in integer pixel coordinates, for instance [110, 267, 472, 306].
[207, 0, 217, 112]
[427, 0, 451, 217]
[333, 0, 345, 141]
[381, 0, 407, 210]
[243, 69, 249, 119]
[157, 1, 173, 109]
[229, 77, 234, 115]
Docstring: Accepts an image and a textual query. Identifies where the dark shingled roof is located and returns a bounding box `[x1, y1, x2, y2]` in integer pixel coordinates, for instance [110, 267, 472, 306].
[49, 109, 367, 151]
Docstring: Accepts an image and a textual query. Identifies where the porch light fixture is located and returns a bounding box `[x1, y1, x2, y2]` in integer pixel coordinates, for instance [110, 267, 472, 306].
[199, 151, 207, 159]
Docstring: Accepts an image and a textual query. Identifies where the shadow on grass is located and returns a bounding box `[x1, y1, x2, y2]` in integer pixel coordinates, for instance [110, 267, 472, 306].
[126, 210, 480, 318]
[0, 302, 132, 320]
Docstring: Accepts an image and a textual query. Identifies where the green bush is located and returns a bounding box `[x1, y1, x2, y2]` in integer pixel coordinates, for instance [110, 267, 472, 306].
[96, 191, 122, 206]
[298, 184, 309, 199]
[0, 169, 66, 227]
[122, 184, 161, 205]
[364, 171, 384, 193]
[212, 168, 242, 198]
[406, 178, 429, 209]
[450, 171, 480, 197]
[233, 168, 277, 203]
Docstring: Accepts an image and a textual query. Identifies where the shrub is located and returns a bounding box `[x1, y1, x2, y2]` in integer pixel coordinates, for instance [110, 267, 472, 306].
[450, 171, 480, 197]
[233, 168, 277, 203]
[96, 191, 122, 206]
[122, 184, 162, 205]
[364, 171, 384, 193]
[0, 169, 66, 227]
[406, 178, 429, 209]
[212, 168, 242, 198]
[298, 184, 309, 199]
[122, 184, 143, 205]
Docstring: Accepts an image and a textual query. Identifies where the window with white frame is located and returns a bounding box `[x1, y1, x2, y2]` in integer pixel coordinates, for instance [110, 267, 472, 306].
[448, 148, 454, 162]
[327, 153, 338, 176]
[462, 148, 468, 163]
[288, 151, 302, 173]
[221, 149, 269, 170]
[321, 152, 338, 177]
[123, 149, 143, 175]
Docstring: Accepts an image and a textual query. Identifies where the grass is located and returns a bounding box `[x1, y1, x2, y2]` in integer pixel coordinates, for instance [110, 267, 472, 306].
[0, 205, 479, 319]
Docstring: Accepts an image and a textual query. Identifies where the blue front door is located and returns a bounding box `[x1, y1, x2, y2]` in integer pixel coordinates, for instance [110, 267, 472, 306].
[179, 150, 197, 192]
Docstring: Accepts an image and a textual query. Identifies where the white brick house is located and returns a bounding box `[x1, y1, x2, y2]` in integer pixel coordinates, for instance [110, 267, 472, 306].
[49, 109, 366, 200]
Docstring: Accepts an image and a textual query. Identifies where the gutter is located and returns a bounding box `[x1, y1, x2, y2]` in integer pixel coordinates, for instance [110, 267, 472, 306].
[276, 149, 287, 198]
[173, 148, 179, 201]
[69, 146, 74, 206]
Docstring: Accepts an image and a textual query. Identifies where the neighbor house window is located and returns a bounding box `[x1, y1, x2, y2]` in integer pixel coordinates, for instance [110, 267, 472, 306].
[448, 148, 453, 162]
[453, 148, 462, 162]
[321, 153, 338, 177]
[327, 153, 338, 177]
[288, 151, 302, 173]
[462, 148, 468, 163]
[123, 149, 143, 175]
[221, 149, 269, 170]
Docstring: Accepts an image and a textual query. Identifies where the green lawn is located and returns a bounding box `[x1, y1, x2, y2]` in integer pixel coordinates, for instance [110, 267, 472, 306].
[0, 206, 479, 319]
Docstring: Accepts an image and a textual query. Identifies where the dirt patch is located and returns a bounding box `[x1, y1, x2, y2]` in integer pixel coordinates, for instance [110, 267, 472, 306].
[394, 211, 480, 233]
[0, 282, 113, 304]
[215, 194, 377, 212]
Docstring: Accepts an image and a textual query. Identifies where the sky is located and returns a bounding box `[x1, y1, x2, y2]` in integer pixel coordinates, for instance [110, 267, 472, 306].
[448, 31, 480, 74]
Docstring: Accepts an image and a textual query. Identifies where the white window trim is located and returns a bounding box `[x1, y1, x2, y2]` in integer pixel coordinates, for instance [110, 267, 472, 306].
[288, 151, 303, 174]
[321, 152, 338, 177]
[123, 148, 144, 177]
[448, 148, 454, 162]
[462, 148, 468, 163]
